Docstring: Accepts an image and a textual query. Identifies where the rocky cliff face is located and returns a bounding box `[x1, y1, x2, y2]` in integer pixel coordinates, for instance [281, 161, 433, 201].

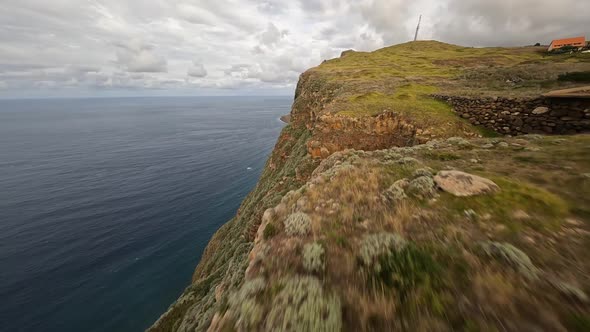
[150, 41, 590, 332]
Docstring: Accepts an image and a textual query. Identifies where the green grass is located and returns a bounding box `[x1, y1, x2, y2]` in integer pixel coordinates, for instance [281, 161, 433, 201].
[311, 40, 590, 100]
[307, 40, 590, 136]
[477, 127, 501, 138]
[423, 150, 462, 161]
[566, 313, 590, 332]
[369, 243, 465, 319]
[437, 176, 569, 232]
[373, 245, 441, 300]
[264, 223, 277, 239]
[337, 85, 448, 117]
[335, 84, 481, 137]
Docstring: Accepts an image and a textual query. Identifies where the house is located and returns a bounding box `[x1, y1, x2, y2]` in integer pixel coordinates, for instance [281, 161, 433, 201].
[548, 36, 586, 51]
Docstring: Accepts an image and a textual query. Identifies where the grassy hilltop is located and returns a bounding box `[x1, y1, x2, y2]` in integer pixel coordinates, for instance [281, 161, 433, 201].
[316, 40, 590, 98]
[303, 41, 589, 136]
[150, 41, 590, 332]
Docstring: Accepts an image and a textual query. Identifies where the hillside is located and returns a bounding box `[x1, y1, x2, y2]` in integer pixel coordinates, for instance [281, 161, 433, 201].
[149, 41, 590, 331]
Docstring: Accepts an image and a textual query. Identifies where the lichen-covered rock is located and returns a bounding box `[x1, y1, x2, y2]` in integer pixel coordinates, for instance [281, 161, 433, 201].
[284, 212, 312, 236]
[303, 242, 325, 273]
[407, 176, 437, 198]
[359, 233, 407, 272]
[434, 170, 500, 197]
[265, 277, 342, 331]
[481, 242, 539, 280]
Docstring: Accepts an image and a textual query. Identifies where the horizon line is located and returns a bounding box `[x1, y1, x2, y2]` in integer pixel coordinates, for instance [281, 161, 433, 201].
[0, 95, 294, 101]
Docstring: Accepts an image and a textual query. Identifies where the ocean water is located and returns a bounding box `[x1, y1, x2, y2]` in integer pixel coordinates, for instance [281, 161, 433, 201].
[0, 96, 290, 332]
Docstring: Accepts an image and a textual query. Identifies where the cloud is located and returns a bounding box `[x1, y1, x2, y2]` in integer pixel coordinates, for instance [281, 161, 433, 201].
[431, 0, 590, 46]
[187, 62, 207, 77]
[0, 0, 588, 97]
[115, 40, 168, 73]
[259, 22, 288, 46]
[356, 0, 413, 44]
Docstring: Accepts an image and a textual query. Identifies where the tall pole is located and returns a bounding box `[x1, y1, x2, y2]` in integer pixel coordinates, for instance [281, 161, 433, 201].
[414, 15, 422, 41]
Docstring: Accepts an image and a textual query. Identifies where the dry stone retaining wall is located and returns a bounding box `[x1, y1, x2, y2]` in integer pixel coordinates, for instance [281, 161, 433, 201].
[432, 95, 590, 135]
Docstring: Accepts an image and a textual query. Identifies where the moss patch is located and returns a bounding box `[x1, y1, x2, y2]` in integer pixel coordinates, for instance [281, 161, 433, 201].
[263, 223, 278, 239]
[437, 176, 569, 232]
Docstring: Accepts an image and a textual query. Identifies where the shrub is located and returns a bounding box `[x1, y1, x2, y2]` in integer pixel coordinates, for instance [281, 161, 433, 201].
[384, 183, 407, 202]
[359, 232, 407, 272]
[398, 157, 420, 165]
[263, 223, 278, 239]
[407, 176, 437, 199]
[412, 167, 434, 179]
[284, 212, 312, 236]
[228, 277, 267, 330]
[303, 242, 325, 273]
[265, 277, 342, 331]
[446, 137, 471, 148]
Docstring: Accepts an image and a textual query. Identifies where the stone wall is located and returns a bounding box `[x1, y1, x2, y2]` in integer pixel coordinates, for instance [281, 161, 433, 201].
[432, 95, 590, 135]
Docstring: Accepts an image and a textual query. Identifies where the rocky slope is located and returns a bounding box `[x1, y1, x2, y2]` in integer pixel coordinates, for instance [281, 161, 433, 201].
[149, 41, 590, 331]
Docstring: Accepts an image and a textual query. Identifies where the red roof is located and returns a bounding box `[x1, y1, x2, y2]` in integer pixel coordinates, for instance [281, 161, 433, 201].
[550, 36, 585, 46]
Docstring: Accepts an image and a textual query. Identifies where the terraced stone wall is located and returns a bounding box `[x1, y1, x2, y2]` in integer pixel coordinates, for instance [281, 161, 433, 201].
[432, 95, 590, 135]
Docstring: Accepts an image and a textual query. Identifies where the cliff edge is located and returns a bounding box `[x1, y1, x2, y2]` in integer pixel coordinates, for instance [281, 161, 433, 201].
[150, 41, 590, 331]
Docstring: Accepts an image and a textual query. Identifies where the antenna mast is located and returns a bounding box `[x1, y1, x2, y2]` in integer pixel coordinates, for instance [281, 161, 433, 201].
[414, 15, 422, 41]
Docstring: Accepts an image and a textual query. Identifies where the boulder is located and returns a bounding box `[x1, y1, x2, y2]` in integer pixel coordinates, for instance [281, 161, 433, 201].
[434, 171, 500, 197]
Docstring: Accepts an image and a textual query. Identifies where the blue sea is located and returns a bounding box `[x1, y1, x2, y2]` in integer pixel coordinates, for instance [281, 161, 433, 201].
[0, 96, 290, 332]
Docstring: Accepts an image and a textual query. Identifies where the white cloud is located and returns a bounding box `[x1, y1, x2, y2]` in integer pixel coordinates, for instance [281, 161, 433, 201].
[259, 22, 288, 46]
[0, 0, 587, 97]
[115, 40, 168, 73]
[187, 62, 207, 77]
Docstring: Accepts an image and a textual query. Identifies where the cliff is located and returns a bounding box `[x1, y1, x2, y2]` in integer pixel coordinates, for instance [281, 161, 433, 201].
[150, 41, 590, 331]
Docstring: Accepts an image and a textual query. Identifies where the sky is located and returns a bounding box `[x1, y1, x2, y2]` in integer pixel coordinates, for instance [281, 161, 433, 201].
[0, 0, 588, 98]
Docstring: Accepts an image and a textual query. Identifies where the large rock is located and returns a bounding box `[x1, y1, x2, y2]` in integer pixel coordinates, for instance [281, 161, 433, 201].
[434, 171, 500, 197]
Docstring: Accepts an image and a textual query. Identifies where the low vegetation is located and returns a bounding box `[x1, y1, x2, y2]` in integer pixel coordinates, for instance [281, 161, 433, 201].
[303, 242, 325, 273]
[228, 135, 590, 331]
[150, 41, 590, 332]
[284, 212, 312, 236]
[315, 41, 590, 100]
